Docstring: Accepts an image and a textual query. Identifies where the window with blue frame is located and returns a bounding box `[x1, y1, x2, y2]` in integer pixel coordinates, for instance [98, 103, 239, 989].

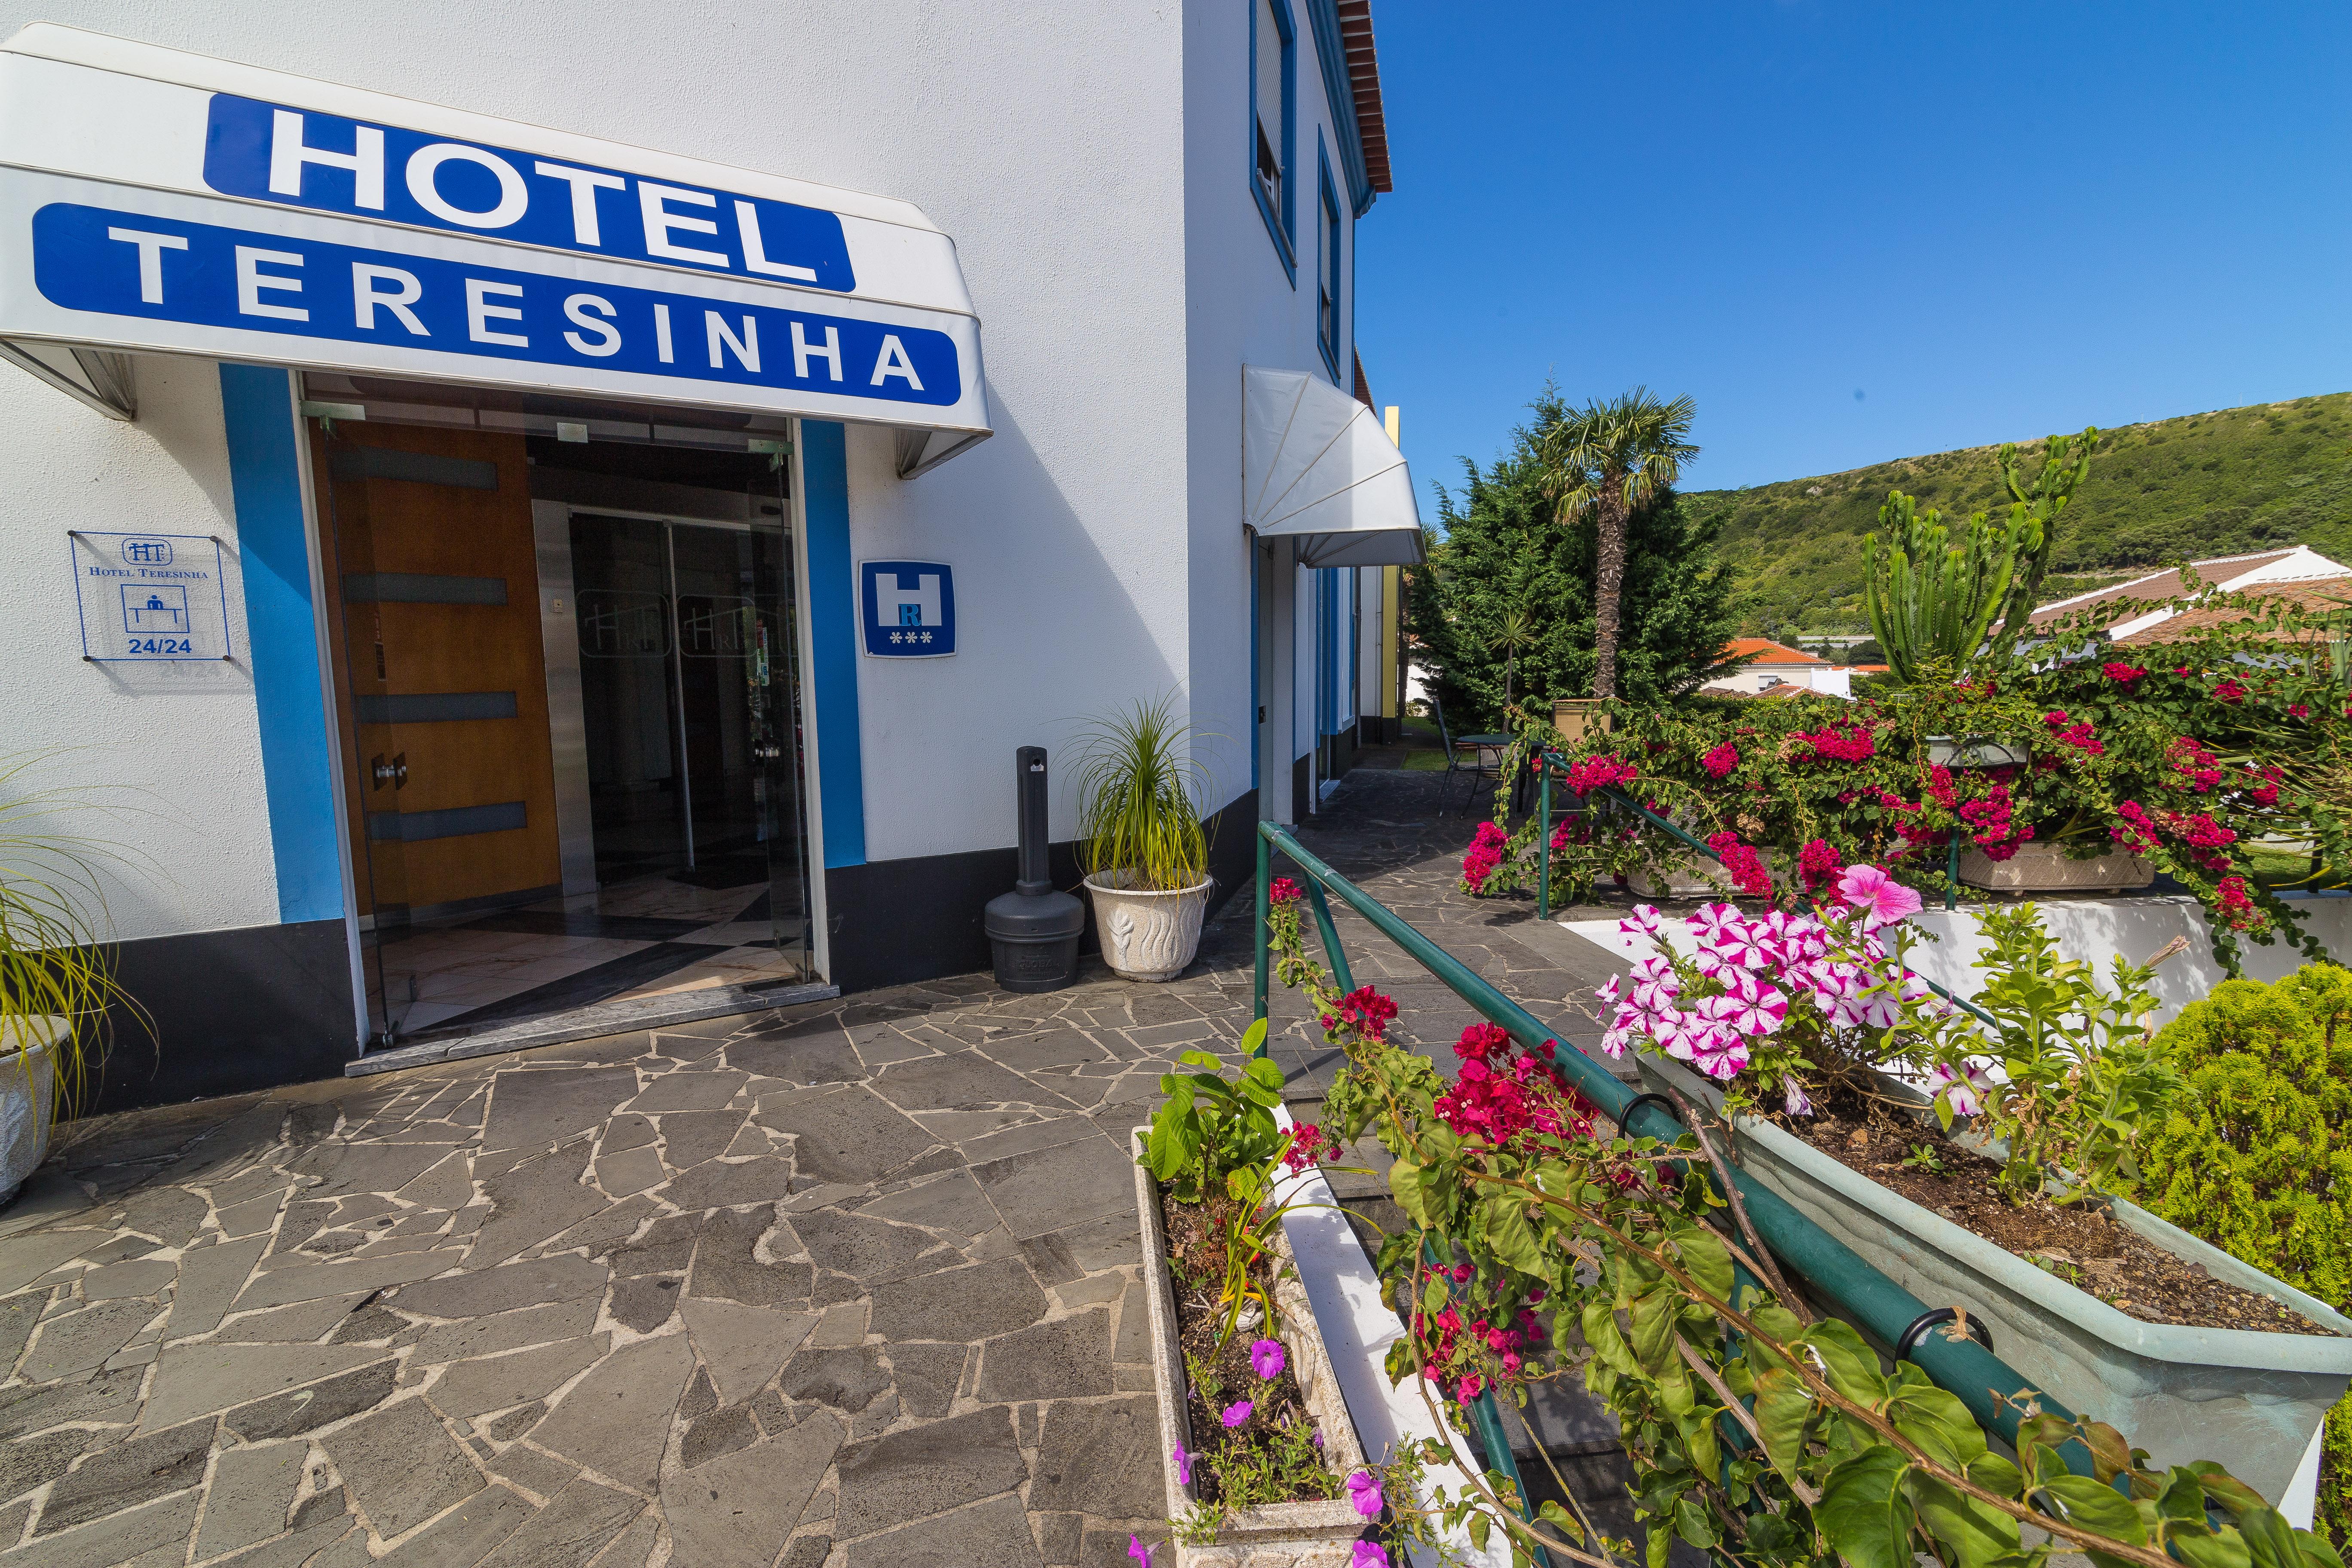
[1250, 0, 1296, 278]
[1316, 144, 1341, 378]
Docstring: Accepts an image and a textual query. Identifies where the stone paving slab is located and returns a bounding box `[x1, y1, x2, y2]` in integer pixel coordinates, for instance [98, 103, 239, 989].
[0, 769, 1645, 1568]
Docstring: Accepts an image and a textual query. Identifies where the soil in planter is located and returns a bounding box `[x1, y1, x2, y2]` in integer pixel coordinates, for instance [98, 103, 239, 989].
[1773, 1094, 2331, 1337]
[1158, 1184, 1345, 1510]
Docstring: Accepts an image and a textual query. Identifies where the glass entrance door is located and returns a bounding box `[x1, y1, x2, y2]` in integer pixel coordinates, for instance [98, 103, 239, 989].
[571, 507, 813, 984]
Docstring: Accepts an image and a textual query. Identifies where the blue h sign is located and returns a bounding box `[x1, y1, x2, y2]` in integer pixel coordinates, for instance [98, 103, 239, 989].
[859, 561, 955, 658]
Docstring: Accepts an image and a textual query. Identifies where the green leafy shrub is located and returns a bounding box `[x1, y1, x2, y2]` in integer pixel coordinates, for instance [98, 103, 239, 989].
[2141, 964, 2352, 1545]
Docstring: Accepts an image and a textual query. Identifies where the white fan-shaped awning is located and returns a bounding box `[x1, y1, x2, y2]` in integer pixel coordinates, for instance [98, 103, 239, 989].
[1243, 365, 1424, 568]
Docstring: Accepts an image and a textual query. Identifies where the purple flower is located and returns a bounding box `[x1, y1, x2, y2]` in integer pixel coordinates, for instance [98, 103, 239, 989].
[1783, 1079, 1814, 1117]
[1249, 1338, 1286, 1379]
[1128, 1534, 1155, 1565]
[1345, 1468, 1384, 1519]
[1352, 1542, 1392, 1568]
[1170, 1445, 1196, 1486]
[1221, 1399, 1254, 1428]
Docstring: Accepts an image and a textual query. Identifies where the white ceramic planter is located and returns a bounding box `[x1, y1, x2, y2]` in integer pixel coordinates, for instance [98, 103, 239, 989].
[0, 1017, 64, 1207]
[1133, 1130, 1370, 1566]
[1636, 1054, 2352, 1510]
[1959, 842, 2155, 892]
[1086, 873, 1214, 982]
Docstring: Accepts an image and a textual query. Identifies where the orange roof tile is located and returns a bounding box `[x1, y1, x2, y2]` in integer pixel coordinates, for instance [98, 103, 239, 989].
[1724, 638, 1829, 666]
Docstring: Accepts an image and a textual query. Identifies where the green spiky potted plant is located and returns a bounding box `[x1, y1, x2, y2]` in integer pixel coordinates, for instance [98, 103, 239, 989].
[0, 759, 130, 1202]
[1075, 695, 1216, 982]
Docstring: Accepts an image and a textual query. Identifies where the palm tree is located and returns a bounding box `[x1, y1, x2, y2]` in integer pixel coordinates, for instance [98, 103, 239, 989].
[1539, 389, 1700, 701]
[1492, 607, 1537, 709]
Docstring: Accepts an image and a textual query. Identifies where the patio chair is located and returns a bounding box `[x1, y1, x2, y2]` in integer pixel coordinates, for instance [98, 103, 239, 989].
[1432, 698, 1507, 817]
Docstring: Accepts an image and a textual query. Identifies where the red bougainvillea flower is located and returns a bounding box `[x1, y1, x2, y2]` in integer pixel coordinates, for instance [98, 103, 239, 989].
[1460, 821, 1508, 891]
[2289, 703, 2311, 720]
[1564, 753, 1640, 794]
[1335, 986, 1397, 1040]
[2216, 875, 2261, 930]
[1837, 863, 1923, 927]
[1268, 877, 1304, 905]
[2212, 678, 2248, 704]
[2101, 662, 2147, 684]
[1796, 838, 1841, 892]
[1280, 1123, 1337, 1173]
[1704, 832, 1772, 898]
[2042, 710, 2105, 756]
[1701, 741, 1740, 778]
[1792, 723, 1875, 763]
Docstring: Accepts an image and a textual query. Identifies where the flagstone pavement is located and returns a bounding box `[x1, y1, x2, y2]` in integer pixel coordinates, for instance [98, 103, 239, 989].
[0, 770, 1634, 1568]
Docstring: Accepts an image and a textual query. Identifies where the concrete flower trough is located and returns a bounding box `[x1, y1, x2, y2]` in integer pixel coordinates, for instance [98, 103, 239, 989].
[1638, 1055, 2352, 1524]
[1133, 1129, 1370, 1566]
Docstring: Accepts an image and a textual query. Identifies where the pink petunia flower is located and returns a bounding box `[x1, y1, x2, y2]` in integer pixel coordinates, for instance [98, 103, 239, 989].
[1250, 1338, 1286, 1379]
[1170, 1446, 1196, 1486]
[1221, 1400, 1254, 1428]
[1353, 1543, 1393, 1568]
[1687, 1023, 1751, 1080]
[1837, 863, 1923, 928]
[1346, 1468, 1384, 1519]
[1783, 1079, 1813, 1116]
[1129, 1535, 1155, 1565]
[1931, 1061, 1995, 1118]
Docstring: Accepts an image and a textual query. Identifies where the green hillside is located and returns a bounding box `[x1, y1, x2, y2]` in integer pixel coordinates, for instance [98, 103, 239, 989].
[1687, 391, 2352, 634]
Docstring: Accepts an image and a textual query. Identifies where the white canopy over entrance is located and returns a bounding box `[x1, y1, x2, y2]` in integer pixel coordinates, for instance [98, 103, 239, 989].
[0, 25, 989, 474]
[1242, 364, 1424, 568]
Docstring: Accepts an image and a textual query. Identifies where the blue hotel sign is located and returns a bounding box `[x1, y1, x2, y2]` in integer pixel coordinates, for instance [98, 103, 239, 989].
[860, 562, 956, 658]
[0, 31, 992, 437]
[200, 96, 858, 293]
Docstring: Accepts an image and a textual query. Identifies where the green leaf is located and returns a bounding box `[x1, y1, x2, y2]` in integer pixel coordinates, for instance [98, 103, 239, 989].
[1537, 1498, 1585, 1545]
[1629, 1288, 1681, 1374]
[1387, 1159, 1434, 1228]
[2237, 1507, 2309, 1568]
[2190, 1464, 2273, 1521]
[1237, 1017, 1268, 1057]
[2037, 1476, 2147, 1546]
[1583, 1300, 1642, 1379]
[1752, 1368, 1815, 1487]
[1908, 1472, 2022, 1568]
[1668, 1222, 1735, 1305]
[1239, 1055, 1286, 1103]
[1886, 1371, 1988, 1470]
[1801, 1319, 1891, 1405]
[2172, 1531, 2255, 1568]
[1468, 1510, 1491, 1553]
[1480, 1191, 1545, 1276]
[1816, 1448, 1914, 1568]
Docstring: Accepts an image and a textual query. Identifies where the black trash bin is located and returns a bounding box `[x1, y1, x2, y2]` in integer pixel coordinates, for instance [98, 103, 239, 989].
[984, 746, 1084, 992]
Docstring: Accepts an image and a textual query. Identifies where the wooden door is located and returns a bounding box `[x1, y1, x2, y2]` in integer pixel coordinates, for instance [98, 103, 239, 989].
[314, 423, 560, 920]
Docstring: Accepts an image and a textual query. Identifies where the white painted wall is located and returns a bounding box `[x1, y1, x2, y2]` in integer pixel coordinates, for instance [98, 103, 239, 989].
[0, 349, 276, 941]
[1184, 0, 1365, 821]
[0, 0, 1367, 887]
[1905, 896, 2351, 1034]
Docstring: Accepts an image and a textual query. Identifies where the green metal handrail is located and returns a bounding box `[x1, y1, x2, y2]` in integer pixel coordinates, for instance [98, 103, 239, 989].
[1251, 818, 2103, 1497]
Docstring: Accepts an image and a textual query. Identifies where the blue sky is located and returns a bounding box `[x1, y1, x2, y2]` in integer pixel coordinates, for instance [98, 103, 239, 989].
[1353, 2, 2352, 502]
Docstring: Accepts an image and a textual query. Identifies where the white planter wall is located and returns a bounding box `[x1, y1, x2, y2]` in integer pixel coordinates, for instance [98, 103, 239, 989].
[1904, 895, 2351, 1032]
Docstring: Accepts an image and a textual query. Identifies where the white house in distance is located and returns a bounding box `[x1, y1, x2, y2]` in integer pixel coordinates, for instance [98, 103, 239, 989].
[0, 3, 1418, 1108]
[1703, 637, 1856, 698]
[2028, 545, 2352, 641]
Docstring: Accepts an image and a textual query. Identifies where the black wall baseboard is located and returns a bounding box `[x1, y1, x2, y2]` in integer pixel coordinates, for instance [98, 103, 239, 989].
[91, 919, 356, 1113]
[825, 786, 1262, 996]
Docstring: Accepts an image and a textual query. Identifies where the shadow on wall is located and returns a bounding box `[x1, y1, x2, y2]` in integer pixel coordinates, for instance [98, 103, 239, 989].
[1905, 897, 2351, 1033]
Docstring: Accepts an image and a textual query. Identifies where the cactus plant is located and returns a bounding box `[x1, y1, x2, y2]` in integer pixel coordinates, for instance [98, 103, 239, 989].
[1863, 429, 2097, 684]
